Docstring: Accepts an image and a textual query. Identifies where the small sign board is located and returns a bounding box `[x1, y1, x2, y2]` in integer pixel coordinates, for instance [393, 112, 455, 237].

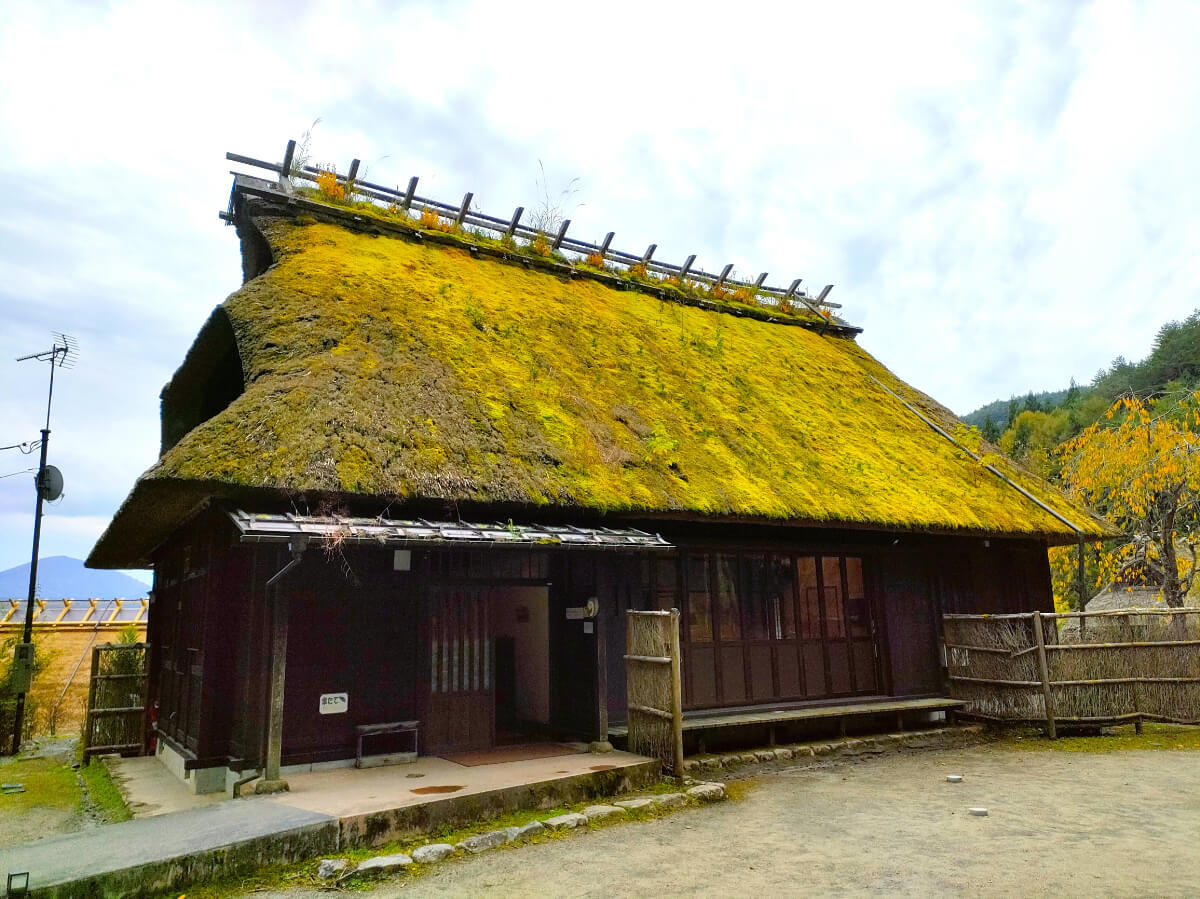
[319, 692, 349, 715]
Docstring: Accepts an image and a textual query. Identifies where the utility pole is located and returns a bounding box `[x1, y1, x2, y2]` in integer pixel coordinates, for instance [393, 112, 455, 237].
[9, 334, 75, 755]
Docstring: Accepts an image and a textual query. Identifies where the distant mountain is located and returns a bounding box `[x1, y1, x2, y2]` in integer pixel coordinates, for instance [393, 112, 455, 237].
[0, 556, 149, 600]
[962, 388, 1071, 429]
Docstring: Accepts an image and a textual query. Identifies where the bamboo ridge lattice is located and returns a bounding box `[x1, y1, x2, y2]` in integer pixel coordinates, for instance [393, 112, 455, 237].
[944, 609, 1200, 737]
[224, 139, 855, 331]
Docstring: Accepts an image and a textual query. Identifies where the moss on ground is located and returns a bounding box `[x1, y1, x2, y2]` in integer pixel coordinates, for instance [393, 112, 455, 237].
[81, 761, 132, 822]
[133, 216, 1108, 541]
[999, 722, 1200, 753]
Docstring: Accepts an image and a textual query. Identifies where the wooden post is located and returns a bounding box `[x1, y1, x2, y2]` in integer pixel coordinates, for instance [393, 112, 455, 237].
[280, 139, 296, 187]
[715, 264, 733, 288]
[752, 272, 768, 292]
[81, 645, 101, 763]
[1031, 612, 1057, 739]
[455, 192, 473, 227]
[1123, 612, 1142, 730]
[785, 278, 802, 299]
[640, 244, 657, 265]
[678, 255, 696, 280]
[597, 232, 615, 259]
[259, 588, 290, 791]
[669, 608, 685, 780]
[506, 206, 524, 237]
[595, 604, 608, 744]
[552, 219, 571, 250]
[346, 158, 360, 188]
[401, 176, 419, 211]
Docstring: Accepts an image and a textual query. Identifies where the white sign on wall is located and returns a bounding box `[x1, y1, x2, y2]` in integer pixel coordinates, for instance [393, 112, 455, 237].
[319, 692, 349, 715]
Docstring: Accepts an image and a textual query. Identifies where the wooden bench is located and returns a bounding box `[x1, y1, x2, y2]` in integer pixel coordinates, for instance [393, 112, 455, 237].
[355, 720, 419, 769]
[610, 697, 965, 753]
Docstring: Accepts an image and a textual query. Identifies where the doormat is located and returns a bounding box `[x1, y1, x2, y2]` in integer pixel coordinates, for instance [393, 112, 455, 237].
[441, 743, 585, 767]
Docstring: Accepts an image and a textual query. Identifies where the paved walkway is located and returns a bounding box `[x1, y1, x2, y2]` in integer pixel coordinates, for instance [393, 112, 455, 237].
[0, 801, 337, 898]
[0, 748, 655, 897]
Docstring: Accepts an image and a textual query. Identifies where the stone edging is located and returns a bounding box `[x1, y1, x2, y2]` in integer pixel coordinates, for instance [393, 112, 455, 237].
[683, 725, 988, 775]
[318, 782, 728, 883]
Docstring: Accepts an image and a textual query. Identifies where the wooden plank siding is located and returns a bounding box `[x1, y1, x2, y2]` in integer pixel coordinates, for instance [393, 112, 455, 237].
[146, 511, 1054, 772]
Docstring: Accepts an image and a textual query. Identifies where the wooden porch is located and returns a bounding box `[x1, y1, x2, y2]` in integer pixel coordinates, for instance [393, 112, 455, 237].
[609, 696, 965, 754]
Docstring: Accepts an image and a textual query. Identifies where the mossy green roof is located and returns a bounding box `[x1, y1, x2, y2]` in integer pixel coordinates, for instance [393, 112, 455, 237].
[90, 199, 1114, 567]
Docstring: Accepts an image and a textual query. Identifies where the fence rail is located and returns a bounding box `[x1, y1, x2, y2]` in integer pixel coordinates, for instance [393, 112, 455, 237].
[225, 140, 853, 329]
[625, 609, 684, 776]
[943, 610, 1200, 737]
[82, 642, 148, 763]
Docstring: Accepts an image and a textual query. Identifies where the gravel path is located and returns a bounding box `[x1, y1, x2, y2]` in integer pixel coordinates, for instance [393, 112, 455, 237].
[244, 744, 1200, 898]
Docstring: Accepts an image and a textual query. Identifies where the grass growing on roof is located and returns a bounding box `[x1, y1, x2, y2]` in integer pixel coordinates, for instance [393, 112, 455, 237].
[142, 216, 1109, 538]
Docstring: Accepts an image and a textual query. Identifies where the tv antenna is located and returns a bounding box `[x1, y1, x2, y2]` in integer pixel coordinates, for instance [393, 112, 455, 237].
[8, 332, 77, 755]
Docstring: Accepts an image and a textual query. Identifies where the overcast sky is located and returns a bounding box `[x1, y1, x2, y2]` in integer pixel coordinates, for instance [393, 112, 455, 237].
[2, 0, 1198, 582]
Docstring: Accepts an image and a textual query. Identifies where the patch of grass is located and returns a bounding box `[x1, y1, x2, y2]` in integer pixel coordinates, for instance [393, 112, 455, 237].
[999, 722, 1200, 753]
[81, 761, 132, 822]
[722, 778, 753, 801]
[0, 757, 79, 815]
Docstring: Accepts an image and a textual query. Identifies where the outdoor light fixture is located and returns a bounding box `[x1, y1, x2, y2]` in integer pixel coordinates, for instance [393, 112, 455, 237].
[7, 871, 30, 896]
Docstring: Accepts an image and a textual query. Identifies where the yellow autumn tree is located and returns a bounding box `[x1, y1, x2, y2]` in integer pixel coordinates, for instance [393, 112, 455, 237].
[1058, 391, 1200, 609]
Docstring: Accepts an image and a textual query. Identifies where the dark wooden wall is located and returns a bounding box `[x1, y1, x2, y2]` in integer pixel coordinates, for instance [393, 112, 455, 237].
[149, 512, 1055, 769]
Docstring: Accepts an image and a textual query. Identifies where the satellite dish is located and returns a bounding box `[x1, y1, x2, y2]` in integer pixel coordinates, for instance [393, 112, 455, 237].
[37, 465, 63, 501]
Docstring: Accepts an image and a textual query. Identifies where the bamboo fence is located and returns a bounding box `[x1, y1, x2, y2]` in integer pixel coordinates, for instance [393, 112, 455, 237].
[81, 642, 148, 762]
[944, 610, 1200, 737]
[625, 609, 684, 777]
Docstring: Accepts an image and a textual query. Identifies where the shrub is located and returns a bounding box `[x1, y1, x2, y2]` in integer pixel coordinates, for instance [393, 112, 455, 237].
[315, 167, 345, 202]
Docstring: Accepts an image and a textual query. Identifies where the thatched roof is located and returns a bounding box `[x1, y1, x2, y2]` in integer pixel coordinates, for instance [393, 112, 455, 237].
[88, 182, 1116, 568]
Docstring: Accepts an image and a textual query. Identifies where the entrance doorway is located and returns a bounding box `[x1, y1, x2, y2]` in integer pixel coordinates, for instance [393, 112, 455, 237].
[422, 585, 552, 755]
[489, 586, 551, 744]
[422, 587, 493, 755]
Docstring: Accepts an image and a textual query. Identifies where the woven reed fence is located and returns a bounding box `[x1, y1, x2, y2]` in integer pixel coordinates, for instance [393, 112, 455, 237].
[82, 642, 148, 762]
[944, 610, 1200, 737]
[625, 609, 684, 777]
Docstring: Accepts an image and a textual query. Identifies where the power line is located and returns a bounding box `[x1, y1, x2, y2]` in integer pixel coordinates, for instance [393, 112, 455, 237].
[0, 440, 42, 454]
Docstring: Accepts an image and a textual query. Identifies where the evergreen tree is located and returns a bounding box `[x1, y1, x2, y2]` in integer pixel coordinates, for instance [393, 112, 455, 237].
[981, 416, 1000, 444]
[1065, 378, 1079, 407]
[1005, 396, 1019, 429]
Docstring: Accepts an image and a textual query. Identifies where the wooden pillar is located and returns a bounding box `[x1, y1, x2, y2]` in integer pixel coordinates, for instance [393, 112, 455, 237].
[669, 608, 685, 780]
[257, 587, 290, 792]
[1077, 541, 1088, 639]
[595, 608, 608, 744]
[1031, 612, 1057, 740]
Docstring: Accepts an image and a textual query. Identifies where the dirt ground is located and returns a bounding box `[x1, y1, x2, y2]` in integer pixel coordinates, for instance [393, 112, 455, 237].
[244, 740, 1200, 898]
